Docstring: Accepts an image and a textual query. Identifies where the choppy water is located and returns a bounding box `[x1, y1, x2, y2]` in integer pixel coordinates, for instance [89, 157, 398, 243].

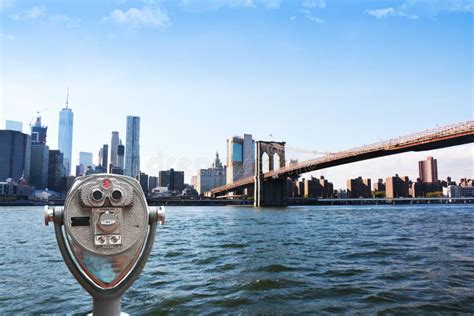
[1, 205, 473, 314]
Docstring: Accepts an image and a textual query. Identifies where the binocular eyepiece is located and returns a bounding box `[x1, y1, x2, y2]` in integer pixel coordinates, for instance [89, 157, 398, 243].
[45, 174, 164, 316]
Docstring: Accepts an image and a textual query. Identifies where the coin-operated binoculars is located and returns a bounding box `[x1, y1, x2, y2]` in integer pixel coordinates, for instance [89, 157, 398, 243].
[45, 174, 165, 316]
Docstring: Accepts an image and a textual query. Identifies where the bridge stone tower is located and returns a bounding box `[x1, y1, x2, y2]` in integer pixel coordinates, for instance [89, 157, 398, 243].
[254, 141, 286, 207]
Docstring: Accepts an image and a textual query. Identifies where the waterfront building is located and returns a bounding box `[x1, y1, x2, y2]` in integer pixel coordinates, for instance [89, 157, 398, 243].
[58, 175, 76, 193]
[410, 178, 442, 197]
[226, 134, 254, 184]
[5, 120, 23, 132]
[149, 176, 158, 192]
[159, 169, 184, 193]
[295, 179, 305, 197]
[317, 176, 334, 198]
[110, 131, 120, 168]
[440, 177, 456, 187]
[191, 175, 197, 188]
[347, 177, 371, 198]
[111, 166, 124, 175]
[125, 116, 140, 178]
[196, 152, 226, 195]
[31, 114, 47, 144]
[0, 130, 31, 182]
[286, 179, 298, 198]
[303, 176, 334, 198]
[30, 143, 49, 189]
[386, 174, 410, 198]
[139, 172, 149, 196]
[58, 93, 74, 175]
[459, 178, 473, 187]
[75, 164, 84, 177]
[418, 156, 438, 183]
[337, 189, 349, 198]
[0, 179, 17, 198]
[303, 178, 317, 198]
[16, 182, 35, 200]
[48, 150, 66, 192]
[150, 186, 172, 198]
[443, 184, 474, 198]
[373, 179, 385, 192]
[182, 187, 199, 197]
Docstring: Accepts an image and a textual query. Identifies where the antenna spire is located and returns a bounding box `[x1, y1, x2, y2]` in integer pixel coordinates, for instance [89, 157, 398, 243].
[66, 88, 69, 109]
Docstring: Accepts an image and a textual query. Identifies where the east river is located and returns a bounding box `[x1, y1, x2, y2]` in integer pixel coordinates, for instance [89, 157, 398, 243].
[0, 205, 473, 314]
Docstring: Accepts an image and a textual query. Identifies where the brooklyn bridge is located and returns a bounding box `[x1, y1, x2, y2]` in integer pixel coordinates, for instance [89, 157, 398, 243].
[209, 121, 474, 207]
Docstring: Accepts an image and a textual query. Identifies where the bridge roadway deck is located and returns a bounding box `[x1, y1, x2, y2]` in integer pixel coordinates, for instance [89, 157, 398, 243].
[211, 121, 474, 196]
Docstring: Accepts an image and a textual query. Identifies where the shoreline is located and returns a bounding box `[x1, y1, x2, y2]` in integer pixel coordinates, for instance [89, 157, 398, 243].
[1, 197, 473, 207]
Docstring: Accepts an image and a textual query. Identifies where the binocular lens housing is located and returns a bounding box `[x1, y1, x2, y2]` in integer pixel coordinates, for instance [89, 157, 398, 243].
[92, 190, 103, 201]
[112, 190, 122, 200]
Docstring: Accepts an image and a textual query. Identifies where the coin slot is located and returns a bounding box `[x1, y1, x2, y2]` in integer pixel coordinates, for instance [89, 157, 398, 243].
[71, 216, 90, 227]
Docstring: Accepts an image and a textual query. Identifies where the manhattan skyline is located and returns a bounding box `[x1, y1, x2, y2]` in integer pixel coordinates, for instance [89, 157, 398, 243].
[1, 0, 472, 188]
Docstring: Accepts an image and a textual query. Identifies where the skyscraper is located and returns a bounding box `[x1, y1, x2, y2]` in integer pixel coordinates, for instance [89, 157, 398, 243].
[139, 172, 149, 196]
[149, 176, 158, 191]
[30, 143, 49, 189]
[98, 144, 109, 172]
[76, 151, 93, 176]
[58, 91, 74, 175]
[418, 156, 438, 183]
[5, 120, 23, 132]
[125, 116, 140, 178]
[79, 152, 93, 167]
[111, 141, 125, 174]
[48, 150, 65, 192]
[110, 131, 120, 168]
[226, 134, 254, 184]
[0, 130, 31, 182]
[30, 114, 49, 189]
[31, 114, 47, 144]
[117, 141, 125, 169]
[159, 169, 184, 193]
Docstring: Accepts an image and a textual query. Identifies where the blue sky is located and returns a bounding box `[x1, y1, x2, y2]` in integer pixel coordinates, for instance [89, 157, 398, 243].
[1, 0, 473, 188]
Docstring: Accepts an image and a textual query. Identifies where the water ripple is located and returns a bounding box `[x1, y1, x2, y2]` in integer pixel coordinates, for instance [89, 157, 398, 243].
[1, 205, 474, 314]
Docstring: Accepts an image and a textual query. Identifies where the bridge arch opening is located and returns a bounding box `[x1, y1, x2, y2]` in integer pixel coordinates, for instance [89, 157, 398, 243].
[273, 153, 280, 171]
[262, 152, 270, 173]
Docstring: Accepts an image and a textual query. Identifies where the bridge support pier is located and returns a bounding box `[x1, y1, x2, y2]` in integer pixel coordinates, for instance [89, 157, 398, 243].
[254, 141, 287, 207]
[254, 178, 287, 207]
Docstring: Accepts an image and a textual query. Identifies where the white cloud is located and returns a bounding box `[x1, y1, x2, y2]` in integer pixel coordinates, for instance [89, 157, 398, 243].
[402, 0, 474, 14]
[9, 6, 47, 20]
[301, 0, 326, 9]
[179, 0, 281, 11]
[103, 5, 170, 28]
[365, 7, 419, 19]
[49, 14, 80, 28]
[260, 0, 281, 9]
[0, 0, 14, 11]
[365, 0, 473, 20]
[300, 8, 325, 23]
[290, 16, 296, 21]
[9, 6, 80, 27]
